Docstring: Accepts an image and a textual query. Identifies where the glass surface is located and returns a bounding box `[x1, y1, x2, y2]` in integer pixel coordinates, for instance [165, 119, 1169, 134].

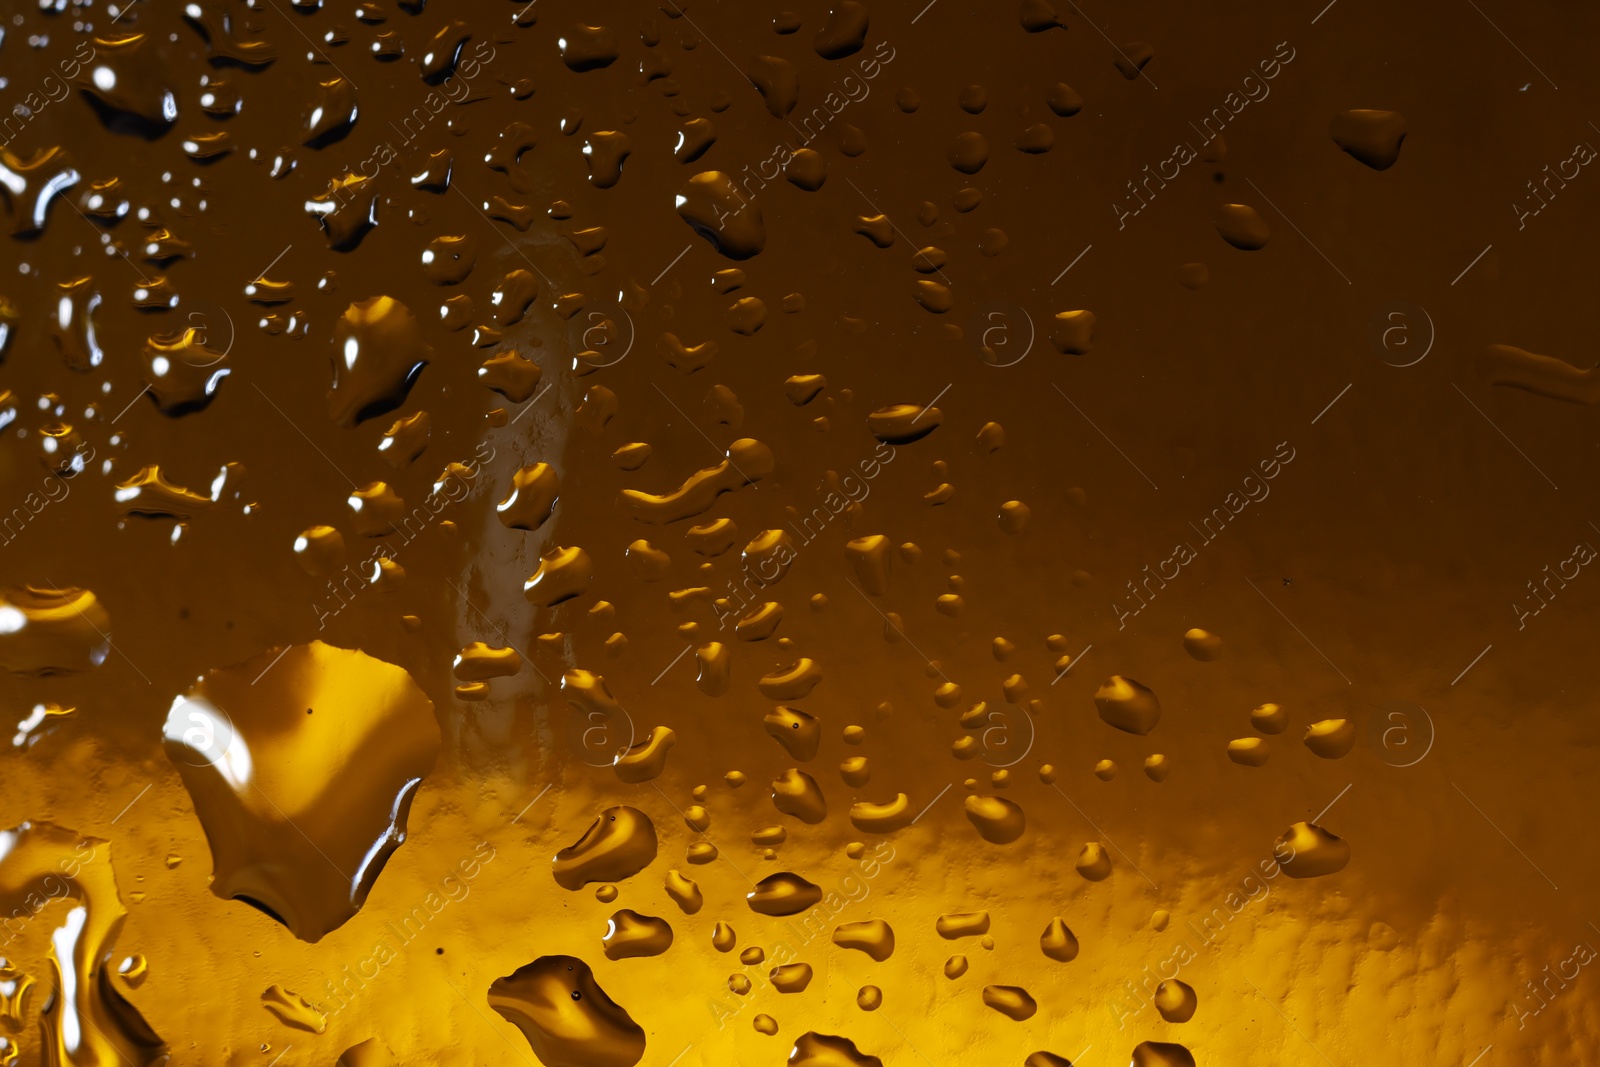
[0, 3, 1591, 1065]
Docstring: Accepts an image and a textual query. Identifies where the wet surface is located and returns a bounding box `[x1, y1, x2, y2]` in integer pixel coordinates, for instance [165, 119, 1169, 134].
[1, 1, 1599, 1065]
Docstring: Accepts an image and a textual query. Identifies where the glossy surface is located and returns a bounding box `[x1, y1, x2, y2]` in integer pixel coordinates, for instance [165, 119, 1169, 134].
[0, 1, 1597, 1065]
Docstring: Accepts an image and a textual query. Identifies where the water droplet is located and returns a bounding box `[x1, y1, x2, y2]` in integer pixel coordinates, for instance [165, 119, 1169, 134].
[1330, 109, 1407, 170]
[552, 807, 658, 890]
[489, 955, 645, 1067]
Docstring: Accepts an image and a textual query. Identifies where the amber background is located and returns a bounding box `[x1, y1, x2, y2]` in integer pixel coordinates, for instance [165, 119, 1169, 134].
[3, 0, 1600, 1063]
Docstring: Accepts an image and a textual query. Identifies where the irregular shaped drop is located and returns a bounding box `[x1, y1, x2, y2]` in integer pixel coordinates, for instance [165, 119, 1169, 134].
[603, 910, 673, 959]
[1075, 842, 1112, 880]
[759, 658, 822, 700]
[948, 131, 989, 174]
[964, 795, 1025, 844]
[659, 332, 720, 374]
[789, 1032, 883, 1067]
[677, 172, 766, 259]
[262, 984, 326, 1033]
[755, 825, 793, 851]
[785, 374, 828, 406]
[1094, 676, 1161, 735]
[183, 3, 278, 67]
[1047, 82, 1083, 115]
[50, 277, 104, 372]
[849, 794, 912, 834]
[453, 643, 520, 681]
[1021, 0, 1064, 31]
[1215, 203, 1270, 251]
[736, 601, 784, 641]
[1227, 737, 1270, 766]
[336, 1040, 388, 1067]
[76, 34, 179, 136]
[695, 641, 731, 696]
[855, 215, 894, 247]
[1131, 1041, 1195, 1067]
[1275, 821, 1350, 878]
[302, 77, 359, 147]
[786, 148, 827, 190]
[0, 147, 80, 237]
[614, 727, 675, 784]
[1330, 109, 1407, 170]
[1479, 343, 1600, 403]
[552, 807, 659, 890]
[378, 411, 430, 468]
[664, 870, 702, 914]
[743, 529, 798, 582]
[140, 327, 230, 414]
[1182, 628, 1222, 661]
[488, 956, 645, 1067]
[771, 963, 814, 993]
[1114, 42, 1156, 79]
[492, 269, 540, 326]
[1154, 978, 1197, 1023]
[764, 706, 820, 761]
[937, 911, 990, 938]
[1040, 917, 1079, 961]
[114, 466, 212, 519]
[499, 464, 560, 530]
[293, 527, 344, 577]
[162, 641, 440, 941]
[306, 171, 379, 251]
[620, 439, 775, 522]
[746, 55, 799, 117]
[772, 768, 827, 823]
[0, 822, 167, 1066]
[1026, 1055, 1077, 1067]
[524, 546, 594, 606]
[726, 297, 767, 335]
[626, 540, 671, 583]
[328, 297, 431, 427]
[832, 919, 894, 961]
[1304, 718, 1356, 758]
[1051, 310, 1096, 355]
[478, 350, 543, 403]
[0, 586, 111, 674]
[913, 279, 954, 314]
[1016, 123, 1055, 153]
[999, 501, 1030, 534]
[422, 234, 477, 285]
[613, 442, 653, 471]
[814, 2, 869, 58]
[982, 985, 1037, 1020]
[560, 25, 619, 71]
[675, 118, 717, 163]
[868, 404, 941, 444]
[1251, 702, 1287, 733]
[747, 871, 822, 915]
[347, 481, 406, 537]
